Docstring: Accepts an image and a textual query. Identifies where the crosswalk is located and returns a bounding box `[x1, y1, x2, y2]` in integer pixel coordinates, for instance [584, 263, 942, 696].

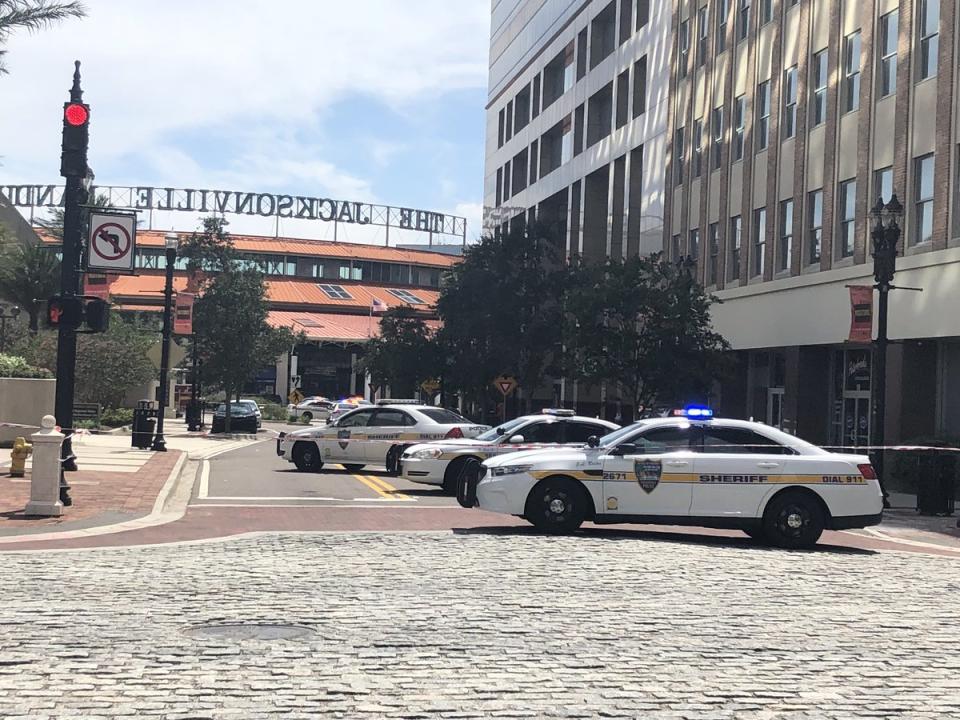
[3, 445, 153, 475]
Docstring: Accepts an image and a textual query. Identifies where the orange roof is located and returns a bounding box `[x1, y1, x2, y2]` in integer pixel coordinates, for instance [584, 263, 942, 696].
[268, 311, 440, 342]
[101, 273, 439, 314]
[36, 228, 460, 267]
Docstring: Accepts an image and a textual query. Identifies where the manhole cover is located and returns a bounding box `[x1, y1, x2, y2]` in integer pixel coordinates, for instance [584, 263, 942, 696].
[182, 622, 316, 641]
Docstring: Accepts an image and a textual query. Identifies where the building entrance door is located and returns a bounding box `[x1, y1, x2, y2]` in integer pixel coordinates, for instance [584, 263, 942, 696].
[767, 387, 784, 429]
[831, 349, 872, 449]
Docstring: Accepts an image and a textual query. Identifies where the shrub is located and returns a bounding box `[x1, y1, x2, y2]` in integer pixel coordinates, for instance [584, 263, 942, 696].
[100, 407, 134, 428]
[75, 419, 99, 430]
[0, 353, 53, 379]
[260, 403, 287, 421]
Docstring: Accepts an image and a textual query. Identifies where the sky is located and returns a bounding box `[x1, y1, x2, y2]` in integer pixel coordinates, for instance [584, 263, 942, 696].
[0, 0, 492, 247]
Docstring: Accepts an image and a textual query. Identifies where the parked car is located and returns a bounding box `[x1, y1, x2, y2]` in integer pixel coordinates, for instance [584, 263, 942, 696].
[211, 402, 260, 434]
[287, 397, 335, 423]
[326, 398, 373, 424]
[238, 399, 262, 428]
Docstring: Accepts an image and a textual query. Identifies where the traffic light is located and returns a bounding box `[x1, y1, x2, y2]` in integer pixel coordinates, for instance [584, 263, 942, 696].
[83, 298, 110, 333]
[60, 100, 90, 178]
[46, 296, 83, 329]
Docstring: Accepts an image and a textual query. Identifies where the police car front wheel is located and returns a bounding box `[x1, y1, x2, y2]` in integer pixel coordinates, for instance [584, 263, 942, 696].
[762, 490, 825, 549]
[293, 442, 323, 473]
[525, 478, 589, 534]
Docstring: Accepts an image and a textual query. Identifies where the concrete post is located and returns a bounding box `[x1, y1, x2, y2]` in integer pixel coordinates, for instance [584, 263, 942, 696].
[25, 415, 64, 517]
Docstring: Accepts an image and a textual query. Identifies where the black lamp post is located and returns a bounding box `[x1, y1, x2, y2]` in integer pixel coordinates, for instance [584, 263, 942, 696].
[0, 305, 20, 353]
[869, 194, 903, 505]
[152, 232, 179, 452]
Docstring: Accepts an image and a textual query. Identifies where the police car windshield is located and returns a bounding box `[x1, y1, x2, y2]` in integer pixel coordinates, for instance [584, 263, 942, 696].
[597, 422, 652, 448]
[476, 417, 527, 442]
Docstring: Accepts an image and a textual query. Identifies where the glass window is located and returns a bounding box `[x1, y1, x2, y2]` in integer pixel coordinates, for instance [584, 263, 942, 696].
[636, 0, 649, 29]
[779, 199, 794, 272]
[811, 50, 828, 126]
[674, 128, 685, 185]
[874, 166, 893, 205]
[690, 228, 700, 260]
[783, 66, 797, 138]
[708, 222, 720, 285]
[697, 6, 709, 66]
[919, 0, 939, 80]
[420, 408, 470, 424]
[716, 0, 729, 53]
[519, 421, 560, 443]
[753, 207, 766, 277]
[693, 119, 704, 178]
[914, 154, 935, 245]
[733, 95, 746, 161]
[387, 288, 425, 304]
[759, 0, 772, 25]
[879, 11, 899, 97]
[633, 56, 647, 118]
[712, 106, 724, 170]
[838, 179, 857, 258]
[318, 283, 353, 300]
[632, 425, 693, 453]
[843, 31, 861, 113]
[737, 0, 750, 42]
[590, 1, 617, 69]
[369, 409, 413, 427]
[808, 189, 823, 264]
[700, 427, 791, 454]
[497, 109, 505, 148]
[338, 409, 374, 427]
[756, 81, 770, 150]
[678, 19, 690, 78]
[672, 233, 682, 260]
[564, 422, 610, 444]
[729, 215, 742, 280]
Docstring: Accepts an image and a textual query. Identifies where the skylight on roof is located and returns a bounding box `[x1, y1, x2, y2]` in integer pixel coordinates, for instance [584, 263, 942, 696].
[317, 284, 353, 300]
[387, 288, 425, 305]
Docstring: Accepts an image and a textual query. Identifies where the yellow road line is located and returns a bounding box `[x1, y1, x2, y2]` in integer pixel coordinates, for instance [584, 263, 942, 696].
[350, 474, 411, 501]
[363, 474, 412, 500]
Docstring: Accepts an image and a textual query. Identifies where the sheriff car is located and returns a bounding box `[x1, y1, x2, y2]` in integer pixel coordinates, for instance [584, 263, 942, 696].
[277, 401, 489, 473]
[458, 408, 883, 549]
[400, 409, 620, 493]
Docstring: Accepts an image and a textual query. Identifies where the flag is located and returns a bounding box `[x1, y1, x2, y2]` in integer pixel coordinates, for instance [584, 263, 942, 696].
[174, 293, 195, 335]
[848, 286, 873, 343]
[371, 297, 387, 314]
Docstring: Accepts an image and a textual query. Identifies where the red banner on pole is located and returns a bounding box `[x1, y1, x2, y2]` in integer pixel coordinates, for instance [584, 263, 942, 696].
[173, 293, 195, 335]
[848, 285, 873, 343]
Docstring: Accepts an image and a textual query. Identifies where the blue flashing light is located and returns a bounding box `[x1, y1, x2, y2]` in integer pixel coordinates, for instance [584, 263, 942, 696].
[682, 406, 714, 419]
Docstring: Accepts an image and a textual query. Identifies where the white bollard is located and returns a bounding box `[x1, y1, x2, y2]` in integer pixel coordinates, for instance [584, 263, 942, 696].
[25, 415, 64, 517]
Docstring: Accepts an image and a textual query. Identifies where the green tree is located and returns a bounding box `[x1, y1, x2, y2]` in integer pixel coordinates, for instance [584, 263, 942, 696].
[436, 222, 565, 418]
[361, 307, 440, 397]
[179, 216, 236, 283]
[34, 192, 111, 242]
[193, 267, 294, 432]
[0, 238, 61, 332]
[0, 1, 86, 74]
[563, 254, 730, 418]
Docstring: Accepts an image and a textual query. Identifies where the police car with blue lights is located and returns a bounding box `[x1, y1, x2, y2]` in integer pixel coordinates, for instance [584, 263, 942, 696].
[277, 400, 489, 473]
[399, 409, 619, 493]
[458, 407, 883, 548]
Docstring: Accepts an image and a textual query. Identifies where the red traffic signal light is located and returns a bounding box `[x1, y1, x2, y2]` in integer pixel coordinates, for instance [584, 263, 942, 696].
[46, 296, 83, 328]
[64, 102, 89, 126]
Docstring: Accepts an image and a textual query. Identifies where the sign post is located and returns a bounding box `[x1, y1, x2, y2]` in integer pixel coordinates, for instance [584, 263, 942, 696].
[493, 376, 517, 423]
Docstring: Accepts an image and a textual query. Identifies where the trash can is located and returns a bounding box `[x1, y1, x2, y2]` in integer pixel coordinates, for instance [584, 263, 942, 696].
[186, 401, 202, 432]
[132, 400, 158, 450]
[916, 449, 957, 516]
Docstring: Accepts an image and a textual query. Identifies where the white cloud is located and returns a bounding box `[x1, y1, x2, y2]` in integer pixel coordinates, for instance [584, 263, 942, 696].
[0, 0, 490, 222]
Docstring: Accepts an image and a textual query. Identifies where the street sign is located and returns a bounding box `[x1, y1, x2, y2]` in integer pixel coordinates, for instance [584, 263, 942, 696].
[420, 378, 441, 395]
[493, 376, 517, 397]
[288, 389, 304, 404]
[87, 210, 137, 274]
[147, 340, 187, 370]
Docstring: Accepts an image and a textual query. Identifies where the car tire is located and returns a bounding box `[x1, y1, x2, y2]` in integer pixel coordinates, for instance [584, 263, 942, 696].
[385, 445, 402, 476]
[442, 457, 478, 495]
[343, 464, 365, 472]
[762, 491, 825, 549]
[292, 441, 323, 473]
[525, 477, 588, 534]
[301, 412, 313, 423]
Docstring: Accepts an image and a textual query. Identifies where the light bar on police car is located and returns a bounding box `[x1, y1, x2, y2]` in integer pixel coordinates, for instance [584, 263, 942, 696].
[682, 406, 714, 418]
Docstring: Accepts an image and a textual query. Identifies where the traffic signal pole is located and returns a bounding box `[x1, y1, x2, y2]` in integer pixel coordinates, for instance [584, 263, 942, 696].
[53, 61, 90, 496]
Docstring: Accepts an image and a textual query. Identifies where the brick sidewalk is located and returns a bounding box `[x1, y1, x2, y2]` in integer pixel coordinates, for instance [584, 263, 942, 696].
[0, 449, 182, 533]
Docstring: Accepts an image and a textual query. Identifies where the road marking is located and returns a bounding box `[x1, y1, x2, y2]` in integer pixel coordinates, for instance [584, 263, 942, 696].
[198, 460, 210, 499]
[351, 473, 394, 499]
[198, 496, 341, 502]
[363, 474, 412, 501]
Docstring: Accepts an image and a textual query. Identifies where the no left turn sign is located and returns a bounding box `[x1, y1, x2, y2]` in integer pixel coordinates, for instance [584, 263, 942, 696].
[87, 211, 137, 273]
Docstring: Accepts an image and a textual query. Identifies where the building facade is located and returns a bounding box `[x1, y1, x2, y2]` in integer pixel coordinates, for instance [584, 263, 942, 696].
[665, 0, 960, 446]
[485, 0, 671, 260]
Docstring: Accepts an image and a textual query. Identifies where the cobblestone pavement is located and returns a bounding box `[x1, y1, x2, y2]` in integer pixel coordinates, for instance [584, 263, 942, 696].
[1, 532, 959, 719]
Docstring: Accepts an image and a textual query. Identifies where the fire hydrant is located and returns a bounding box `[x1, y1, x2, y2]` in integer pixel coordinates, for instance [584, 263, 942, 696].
[10, 436, 32, 478]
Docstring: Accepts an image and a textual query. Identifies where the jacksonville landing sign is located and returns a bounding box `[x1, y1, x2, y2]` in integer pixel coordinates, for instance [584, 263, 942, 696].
[1, 184, 467, 238]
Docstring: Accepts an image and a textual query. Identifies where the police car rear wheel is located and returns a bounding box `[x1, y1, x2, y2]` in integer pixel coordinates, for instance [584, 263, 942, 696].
[300, 412, 313, 423]
[293, 442, 323, 472]
[526, 478, 587, 534]
[762, 491, 824, 549]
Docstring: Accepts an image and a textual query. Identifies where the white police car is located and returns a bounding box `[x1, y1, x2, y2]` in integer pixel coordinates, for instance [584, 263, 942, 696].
[459, 408, 883, 549]
[400, 409, 619, 493]
[277, 401, 489, 472]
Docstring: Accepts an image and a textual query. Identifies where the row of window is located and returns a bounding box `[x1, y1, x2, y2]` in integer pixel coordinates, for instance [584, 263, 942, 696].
[673, 154, 937, 284]
[675, 0, 941, 181]
[496, 56, 648, 207]
[496, 0, 651, 150]
[133, 251, 444, 288]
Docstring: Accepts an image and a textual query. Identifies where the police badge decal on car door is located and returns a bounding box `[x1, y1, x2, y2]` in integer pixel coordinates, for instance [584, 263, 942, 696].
[338, 430, 351, 450]
[634, 459, 662, 493]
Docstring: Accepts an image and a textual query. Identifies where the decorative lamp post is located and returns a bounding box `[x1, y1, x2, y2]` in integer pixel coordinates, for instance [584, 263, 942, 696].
[869, 194, 903, 505]
[0, 305, 21, 353]
[152, 232, 179, 451]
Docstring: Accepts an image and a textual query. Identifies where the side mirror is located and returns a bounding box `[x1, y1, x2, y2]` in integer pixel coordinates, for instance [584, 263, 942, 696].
[508, 434, 525, 444]
[494, 426, 505, 436]
[587, 435, 600, 448]
[612, 442, 638, 457]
